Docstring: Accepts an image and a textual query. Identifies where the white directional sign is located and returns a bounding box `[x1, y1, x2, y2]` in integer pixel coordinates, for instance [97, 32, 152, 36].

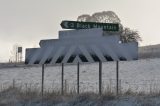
[25, 28, 138, 64]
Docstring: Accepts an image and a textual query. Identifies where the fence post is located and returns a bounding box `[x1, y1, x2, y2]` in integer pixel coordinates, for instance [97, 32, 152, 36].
[64, 79, 67, 93]
[77, 62, 80, 94]
[12, 79, 15, 88]
[116, 61, 119, 95]
[61, 63, 64, 95]
[99, 61, 102, 95]
[119, 79, 121, 94]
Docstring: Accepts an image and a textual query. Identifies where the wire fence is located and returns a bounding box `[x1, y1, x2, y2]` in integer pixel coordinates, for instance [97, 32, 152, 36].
[1, 59, 160, 94]
[1, 78, 160, 94]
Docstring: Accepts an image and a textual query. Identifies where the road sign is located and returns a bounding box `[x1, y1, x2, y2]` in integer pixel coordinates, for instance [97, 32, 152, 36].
[60, 20, 119, 31]
[25, 29, 138, 64]
[18, 47, 22, 53]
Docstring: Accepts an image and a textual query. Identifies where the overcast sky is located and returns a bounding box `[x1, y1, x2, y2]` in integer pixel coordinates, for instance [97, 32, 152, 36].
[0, 0, 160, 62]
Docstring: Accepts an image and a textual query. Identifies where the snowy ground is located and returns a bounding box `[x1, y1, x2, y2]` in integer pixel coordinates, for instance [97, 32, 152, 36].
[0, 58, 160, 93]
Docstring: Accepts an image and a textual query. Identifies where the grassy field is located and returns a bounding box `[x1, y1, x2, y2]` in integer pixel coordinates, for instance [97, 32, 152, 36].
[1, 85, 160, 106]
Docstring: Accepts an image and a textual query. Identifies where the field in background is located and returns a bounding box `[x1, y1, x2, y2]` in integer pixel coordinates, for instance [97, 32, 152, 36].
[139, 44, 160, 59]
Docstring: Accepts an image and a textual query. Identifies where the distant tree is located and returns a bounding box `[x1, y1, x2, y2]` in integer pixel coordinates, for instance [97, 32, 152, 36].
[121, 28, 142, 43]
[77, 11, 142, 43]
[77, 11, 120, 23]
[92, 11, 121, 23]
[77, 14, 91, 22]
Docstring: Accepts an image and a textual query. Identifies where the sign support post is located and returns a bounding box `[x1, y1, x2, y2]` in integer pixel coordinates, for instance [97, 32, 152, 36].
[41, 64, 45, 106]
[99, 61, 102, 95]
[61, 63, 64, 95]
[77, 62, 80, 94]
[116, 61, 119, 95]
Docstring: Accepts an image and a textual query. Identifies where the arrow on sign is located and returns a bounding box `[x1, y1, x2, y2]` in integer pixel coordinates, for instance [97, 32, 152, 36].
[60, 21, 69, 28]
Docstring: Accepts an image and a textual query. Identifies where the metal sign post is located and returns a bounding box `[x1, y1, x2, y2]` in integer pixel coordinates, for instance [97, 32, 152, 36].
[77, 62, 80, 94]
[41, 64, 45, 106]
[61, 63, 64, 95]
[116, 61, 119, 95]
[99, 61, 102, 95]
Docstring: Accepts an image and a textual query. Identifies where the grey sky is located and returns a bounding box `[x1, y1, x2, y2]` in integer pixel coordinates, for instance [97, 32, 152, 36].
[0, 0, 160, 62]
